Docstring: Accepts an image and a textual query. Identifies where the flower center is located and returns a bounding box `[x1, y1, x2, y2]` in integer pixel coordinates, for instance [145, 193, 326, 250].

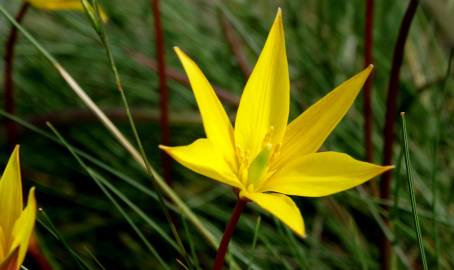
[235, 126, 280, 190]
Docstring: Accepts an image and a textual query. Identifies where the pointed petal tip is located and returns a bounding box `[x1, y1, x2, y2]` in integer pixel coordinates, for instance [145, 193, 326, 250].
[11, 144, 20, 158]
[274, 7, 283, 26]
[292, 224, 306, 239]
[158, 144, 169, 150]
[29, 186, 36, 197]
[26, 186, 37, 210]
[174, 47, 194, 65]
[298, 230, 307, 239]
[363, 64, 374, 75]
[173, 47, 186, 59]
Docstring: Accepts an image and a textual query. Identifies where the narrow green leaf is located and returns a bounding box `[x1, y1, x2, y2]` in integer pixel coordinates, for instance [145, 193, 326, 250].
[400, 112, 428, 270]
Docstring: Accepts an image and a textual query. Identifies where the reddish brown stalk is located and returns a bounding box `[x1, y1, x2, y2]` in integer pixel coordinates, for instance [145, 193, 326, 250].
[213, 198, 248, 270]
[364, 0, 374, 163]
[127, 50, 240, 105]
[28, 234, 53, 270]
[379, 1, 419, 270]
[151, 0, 171, 184]
[219, 13, 251, 80]
[3, 2, 30, 151]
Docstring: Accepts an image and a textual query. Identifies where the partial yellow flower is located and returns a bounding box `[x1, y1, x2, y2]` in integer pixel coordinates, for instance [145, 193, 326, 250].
[0, 146, 36, 270]
[24, 0, 108, 22]
[160, 9, 392, 237]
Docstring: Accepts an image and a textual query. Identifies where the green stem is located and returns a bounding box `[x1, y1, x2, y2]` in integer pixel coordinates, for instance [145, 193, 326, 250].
[400, 112, 428, 270]
[89, 3, 190, 263]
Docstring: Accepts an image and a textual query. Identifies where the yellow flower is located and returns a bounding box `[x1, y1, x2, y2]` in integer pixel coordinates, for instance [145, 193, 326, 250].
[0, 146, 36, 270]
[25, 0, 108, 22]
[160, 9, 392, 237]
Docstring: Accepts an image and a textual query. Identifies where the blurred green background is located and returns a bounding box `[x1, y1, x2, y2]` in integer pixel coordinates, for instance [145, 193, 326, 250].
[0, 0, 453, 269]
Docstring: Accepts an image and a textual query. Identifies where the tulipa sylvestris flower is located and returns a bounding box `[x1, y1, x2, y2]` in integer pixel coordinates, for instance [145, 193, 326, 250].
[160, 9, 393, 238]
[0, 146, 36, 270]
[24, 0, 108, 22]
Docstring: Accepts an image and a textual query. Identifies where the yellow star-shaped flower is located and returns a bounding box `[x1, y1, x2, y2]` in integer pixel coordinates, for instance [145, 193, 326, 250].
[0, 146, 36, 270]
[160, 9, 392, 237]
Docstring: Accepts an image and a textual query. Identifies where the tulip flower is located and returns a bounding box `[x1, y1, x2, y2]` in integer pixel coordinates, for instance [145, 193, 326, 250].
[160, 9, 392, 269]
[0, 146, 36, 270]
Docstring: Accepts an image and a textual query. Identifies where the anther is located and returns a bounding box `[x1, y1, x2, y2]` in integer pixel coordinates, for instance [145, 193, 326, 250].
[262, 126, 275, 146]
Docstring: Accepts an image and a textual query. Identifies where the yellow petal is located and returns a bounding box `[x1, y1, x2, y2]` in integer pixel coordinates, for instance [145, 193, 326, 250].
[275, 66, 373, 168]
[26, 0, 84, 10]
[0, 246, 19, 270]
[26, 0, 108, 22]
[262, 152, 393, 197]
[240, 191, 305, 238]
[234, 9, 289, 161]
[174, 48, 236, 170]
[0, 146, 23, 239]
[10, 188, 36, 268]
[160, 139, 241, 188]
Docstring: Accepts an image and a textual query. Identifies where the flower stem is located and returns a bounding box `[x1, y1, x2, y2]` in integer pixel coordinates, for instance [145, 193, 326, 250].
[213, 198, 248, 270]
[363, 0, 374, 163]
[379, 1, 418, 269]
[3, 2, 29, 150]
[151, 0, 172, 185]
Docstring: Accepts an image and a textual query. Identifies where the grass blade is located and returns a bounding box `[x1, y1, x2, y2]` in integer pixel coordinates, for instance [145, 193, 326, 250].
[400, 112, 428, 270]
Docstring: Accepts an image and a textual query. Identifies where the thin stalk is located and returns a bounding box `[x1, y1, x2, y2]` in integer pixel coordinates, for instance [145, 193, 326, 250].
[430, 48, 453, 270]
[213, 199, 248, 270]
[379, 1, 418, 269]
[219, 11, 251, 80]
[400, 112, 428, 270]
[84, 1, 189, 263]
[247, 216, 261, 270]
[38, 209, 93, 269]
[127, 50, 240, 105]
[151, 0, 172, 184]
[363, 0, 374, 163]
[3, 2, 29, 150]
[182, 216, 201, 270]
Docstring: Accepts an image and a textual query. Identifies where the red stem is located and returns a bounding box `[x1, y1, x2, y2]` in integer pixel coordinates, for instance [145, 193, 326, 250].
[219, 13, 251, 81]
[213, 198, 247, 270]
[28, 234, 53, 270]
[3, 2, 30, 151]
[364, 0, 374, 163]
[127, 49, 240, 105]
[151, 0, 171, 184]
[380, 1, 418, 270]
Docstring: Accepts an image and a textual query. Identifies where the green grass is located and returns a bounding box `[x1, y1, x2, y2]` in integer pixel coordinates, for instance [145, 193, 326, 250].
[0, 0, 453, 269]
